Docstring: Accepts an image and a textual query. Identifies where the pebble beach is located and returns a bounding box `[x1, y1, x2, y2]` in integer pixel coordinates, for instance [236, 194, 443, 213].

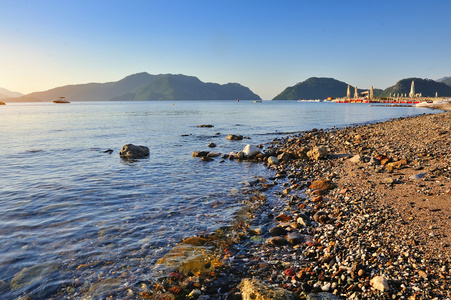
[150, 104, 451, 300]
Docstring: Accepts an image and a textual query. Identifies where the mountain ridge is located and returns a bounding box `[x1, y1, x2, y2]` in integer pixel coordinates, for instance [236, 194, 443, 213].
[4, 74, 451, 102]
[5, 72, 261, 102]
[0, 87, 23, 99]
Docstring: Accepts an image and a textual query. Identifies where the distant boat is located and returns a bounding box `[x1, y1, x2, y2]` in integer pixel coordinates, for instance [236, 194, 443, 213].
[253, 100, 262, 103]
[53, 97, 70, 103]
[298, 99, 321, 102]
[415, 99, 449, 107]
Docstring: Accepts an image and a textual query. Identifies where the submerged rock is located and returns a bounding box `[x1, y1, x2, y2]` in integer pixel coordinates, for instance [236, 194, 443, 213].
[119, 144, 149, 159]
[239, 278, 293, 300]
[156, 237, 220, 277]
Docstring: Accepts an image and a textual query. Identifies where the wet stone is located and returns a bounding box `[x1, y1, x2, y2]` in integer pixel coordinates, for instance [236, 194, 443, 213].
[286, 232, 304, 245]
[266, 236, 288, 246]
[269, 226, 287, 236]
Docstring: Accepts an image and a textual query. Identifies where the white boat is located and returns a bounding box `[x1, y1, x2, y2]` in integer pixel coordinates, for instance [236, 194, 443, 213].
[415, 101, 433, 107]
[415, 99, 450, 107]
[53, 97, 70, 103]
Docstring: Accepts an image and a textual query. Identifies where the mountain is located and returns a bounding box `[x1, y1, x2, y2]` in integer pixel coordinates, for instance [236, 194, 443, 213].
[0, 87, 23, 99]
[439, 77, 451, 87]
[379, 78, 451, 97]
[273, 77, 372, 100]
[110, 74, 260, 101]
[436, 76, 451, 82]
[6, 73, 261, 102]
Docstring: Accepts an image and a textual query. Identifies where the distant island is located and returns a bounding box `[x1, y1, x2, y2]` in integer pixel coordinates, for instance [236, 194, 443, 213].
[4, 73, 261, 102]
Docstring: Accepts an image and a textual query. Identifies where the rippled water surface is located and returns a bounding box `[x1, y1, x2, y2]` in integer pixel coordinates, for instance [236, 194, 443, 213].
[0, 100, 434, 298]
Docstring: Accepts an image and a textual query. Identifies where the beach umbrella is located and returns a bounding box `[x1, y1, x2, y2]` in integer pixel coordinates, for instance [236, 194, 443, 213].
[409, 80, 415, 98]
[370, 86, 374, 99]
[354, 86, 358, 99]
[347, 85, 350, 98]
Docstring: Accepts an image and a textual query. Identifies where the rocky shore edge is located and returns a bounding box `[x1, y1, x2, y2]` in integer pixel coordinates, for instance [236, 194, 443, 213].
[149, 107, 450, 300]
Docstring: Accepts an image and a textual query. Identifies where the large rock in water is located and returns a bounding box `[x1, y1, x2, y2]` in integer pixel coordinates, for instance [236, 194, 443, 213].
[242, 144, 261, 158]
[225, 134, 243, 141]
[119, 144, 149, 159]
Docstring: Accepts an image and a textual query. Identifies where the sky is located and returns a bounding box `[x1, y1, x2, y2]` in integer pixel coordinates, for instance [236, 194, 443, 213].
[1, 0, 451, 100]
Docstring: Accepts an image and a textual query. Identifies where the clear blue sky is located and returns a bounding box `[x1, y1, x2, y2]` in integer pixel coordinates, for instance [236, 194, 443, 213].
[1, 0, 450, 99]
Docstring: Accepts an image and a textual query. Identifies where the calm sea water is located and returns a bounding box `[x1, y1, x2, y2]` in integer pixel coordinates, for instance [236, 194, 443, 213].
[0, 101, 435, 298]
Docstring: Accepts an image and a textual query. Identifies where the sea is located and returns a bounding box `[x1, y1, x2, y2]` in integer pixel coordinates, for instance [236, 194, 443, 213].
[0, 100, 437, 298]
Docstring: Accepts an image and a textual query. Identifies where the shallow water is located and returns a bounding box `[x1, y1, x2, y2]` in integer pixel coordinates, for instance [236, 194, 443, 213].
[0, 100, 436, 298]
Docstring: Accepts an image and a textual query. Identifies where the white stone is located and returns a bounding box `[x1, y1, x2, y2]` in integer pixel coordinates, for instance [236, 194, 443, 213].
[297, 217, 307, 227]
[321, 282, 331, 291]
[370, 275, 389, 292]
[349, 155, 361, 163]
[242, 144, 261, 157]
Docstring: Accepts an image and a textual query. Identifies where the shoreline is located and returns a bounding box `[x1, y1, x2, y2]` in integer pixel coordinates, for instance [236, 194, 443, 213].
[150, 105, 451, 299]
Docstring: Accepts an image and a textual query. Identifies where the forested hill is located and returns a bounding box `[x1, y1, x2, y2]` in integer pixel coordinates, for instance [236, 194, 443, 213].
[379, 78, 451, 97]
[273, 77, 369, 100]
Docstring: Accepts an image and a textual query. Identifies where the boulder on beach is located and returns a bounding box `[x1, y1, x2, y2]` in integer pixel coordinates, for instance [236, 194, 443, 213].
[309, 179, 335, 191]
[119, 144, 149, 159]
[242, 144, 261, 158]
[307, 146, 329, 160]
